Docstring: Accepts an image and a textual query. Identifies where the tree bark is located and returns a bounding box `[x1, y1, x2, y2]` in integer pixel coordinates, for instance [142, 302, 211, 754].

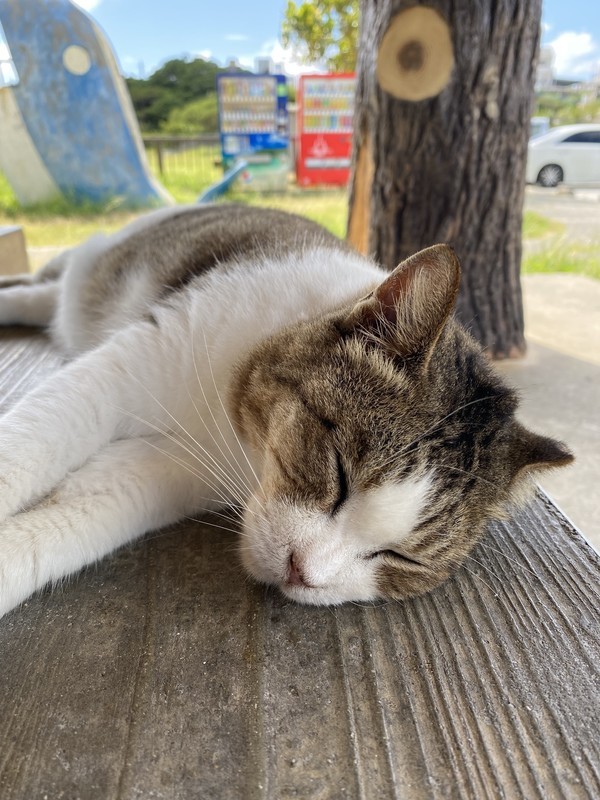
[348, 0, 542, 359]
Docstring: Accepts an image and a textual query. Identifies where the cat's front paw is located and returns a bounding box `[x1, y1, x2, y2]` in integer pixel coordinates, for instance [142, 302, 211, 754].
[0, 520, 42, 619]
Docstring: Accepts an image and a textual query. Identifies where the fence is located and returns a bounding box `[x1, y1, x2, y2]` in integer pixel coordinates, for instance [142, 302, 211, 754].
[143, 135, 222, 192]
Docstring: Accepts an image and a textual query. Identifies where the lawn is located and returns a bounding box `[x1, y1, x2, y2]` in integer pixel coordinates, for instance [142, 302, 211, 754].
[522, 243, 600, 281]
[1, 160, 596, 280]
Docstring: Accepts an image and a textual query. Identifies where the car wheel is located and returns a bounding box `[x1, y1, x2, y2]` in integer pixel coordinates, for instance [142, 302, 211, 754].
[537, 164, 563, 188]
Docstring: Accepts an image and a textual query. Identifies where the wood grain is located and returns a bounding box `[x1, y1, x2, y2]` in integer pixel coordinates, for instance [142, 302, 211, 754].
[0, 331, 598, 799]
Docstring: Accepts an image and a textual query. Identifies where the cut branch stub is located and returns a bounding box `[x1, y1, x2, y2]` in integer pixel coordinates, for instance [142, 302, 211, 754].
[376, 7, 454, 101]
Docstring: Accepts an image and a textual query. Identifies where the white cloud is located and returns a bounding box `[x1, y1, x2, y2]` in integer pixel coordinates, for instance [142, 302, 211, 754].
[196, 49, 213, 61]
[225, 34, 249, 42]
[547, 31, 600, 79]
[72, 0, 102, 10]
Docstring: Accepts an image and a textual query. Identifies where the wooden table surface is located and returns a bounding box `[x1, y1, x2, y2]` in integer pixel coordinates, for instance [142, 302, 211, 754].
[0, 329, 599, 800]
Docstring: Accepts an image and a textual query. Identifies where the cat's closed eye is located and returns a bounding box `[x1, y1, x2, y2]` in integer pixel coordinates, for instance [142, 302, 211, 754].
[331, 451, 348, 516]
[371, 549, 424, 567]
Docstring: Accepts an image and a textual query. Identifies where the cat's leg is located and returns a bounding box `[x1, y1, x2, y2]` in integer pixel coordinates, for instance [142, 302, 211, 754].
[0, 250, 67, 326]
[0, 435, 217, 618]
[0, 316, 206, 522]
[0, 274, 35, 288]
[0, 282, 59, 326]
[0, 250, 67, 291]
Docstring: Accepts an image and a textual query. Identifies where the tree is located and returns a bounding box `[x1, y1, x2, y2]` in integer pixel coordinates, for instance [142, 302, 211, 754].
[161, 93, 219, 134]
[126, 58, 228, 131]
[535, 92, 600, 126]
[282, 0, 359, 72]
[347, 1, 542, 358]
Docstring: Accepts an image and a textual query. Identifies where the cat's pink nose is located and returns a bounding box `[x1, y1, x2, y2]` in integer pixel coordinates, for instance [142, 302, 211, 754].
[288, 552, 308, 587]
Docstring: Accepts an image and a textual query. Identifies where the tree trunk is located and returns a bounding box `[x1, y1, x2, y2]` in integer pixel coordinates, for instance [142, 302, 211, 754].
[348, 0, 542, 359]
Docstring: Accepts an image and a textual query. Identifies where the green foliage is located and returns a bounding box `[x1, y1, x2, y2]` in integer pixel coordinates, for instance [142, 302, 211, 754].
[125, 79, 173, 131]
[125, 58, 246, 132]
[282, 0, 359, 72]
[161, 93, 219, 134]
[534, 92, 600, 127]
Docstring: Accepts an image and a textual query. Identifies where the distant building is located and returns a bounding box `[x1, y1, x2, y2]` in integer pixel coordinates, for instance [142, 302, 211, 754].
[255, 56, 273, 74]
[535, 46, 554, 91]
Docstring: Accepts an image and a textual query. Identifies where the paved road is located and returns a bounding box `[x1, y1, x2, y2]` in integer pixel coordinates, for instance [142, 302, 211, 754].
[524, 185, 600, 243]
[511, 188, 600, 547]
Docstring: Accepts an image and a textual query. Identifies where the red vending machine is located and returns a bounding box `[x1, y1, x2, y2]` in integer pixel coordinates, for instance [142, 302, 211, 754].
[296, 73, 356, 187]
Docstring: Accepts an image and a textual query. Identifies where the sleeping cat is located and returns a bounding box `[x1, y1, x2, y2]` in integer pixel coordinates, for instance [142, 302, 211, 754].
[0, 204, 572, 616]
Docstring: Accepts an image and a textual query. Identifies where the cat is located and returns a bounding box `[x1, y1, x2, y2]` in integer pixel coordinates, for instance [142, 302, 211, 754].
[0, 203, 572, 616]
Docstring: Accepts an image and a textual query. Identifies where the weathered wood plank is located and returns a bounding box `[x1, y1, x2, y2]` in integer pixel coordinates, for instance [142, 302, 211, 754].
[0, 331, 598, 800]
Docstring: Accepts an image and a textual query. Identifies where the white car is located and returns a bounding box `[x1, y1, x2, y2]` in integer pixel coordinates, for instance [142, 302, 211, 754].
[526, 124, 600, 187]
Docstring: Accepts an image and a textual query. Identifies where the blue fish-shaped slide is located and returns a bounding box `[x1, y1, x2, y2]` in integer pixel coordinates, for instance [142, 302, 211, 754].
[0, 0, 171, 207]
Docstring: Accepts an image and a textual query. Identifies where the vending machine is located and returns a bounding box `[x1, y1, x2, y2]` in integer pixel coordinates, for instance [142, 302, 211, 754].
[296, 73, 356, 187]
[216, 73, 289, 191]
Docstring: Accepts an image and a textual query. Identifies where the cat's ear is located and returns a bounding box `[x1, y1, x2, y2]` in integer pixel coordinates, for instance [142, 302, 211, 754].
[344, 244, 461, 363]
[511, 423, 574, 474]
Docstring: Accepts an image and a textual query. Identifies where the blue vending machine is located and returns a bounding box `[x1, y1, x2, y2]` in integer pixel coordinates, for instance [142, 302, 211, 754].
[217, 73, 289, 192]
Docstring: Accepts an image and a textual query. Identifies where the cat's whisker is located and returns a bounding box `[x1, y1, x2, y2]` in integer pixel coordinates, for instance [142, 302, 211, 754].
[434, 463, 511, 494]
[109, 401, 253, 510]
[183, 380, 254, 503]
[464, 554, 503, 585]
[201, 329, 267, 506]
[113, 376, 250, 500]
[377, 396, 502, 473]
[478, 543, 539, 579]
[460, 563, 499, 595]
[122, 365, 244, 493]
[146, 425, 249, 508]
[183, 515, 252, 538]
[139, 436, 241, 510]
[187, 508, 250, 533]
[184, 514, 263, 540]
[189, 329, 257, 495]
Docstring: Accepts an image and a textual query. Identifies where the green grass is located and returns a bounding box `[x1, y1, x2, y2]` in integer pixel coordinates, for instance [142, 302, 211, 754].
[146, 144, 222, 203]
[522, 210, 564, 239]
[1, 162, 596, 281]
[0, 145, 222, 247]
[0, 171, 146, 247]
[223, 187, 349, 239]
[0, 165, 349, 247]
[522, 243, 600, 281]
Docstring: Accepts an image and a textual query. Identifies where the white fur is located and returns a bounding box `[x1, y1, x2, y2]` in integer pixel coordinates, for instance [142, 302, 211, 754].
[0, 235, 391, 616]
[240, 473, 434, 605]
[346, 473, 434, 547]
[0, 283, 58, 327]
[50, 205, 201, 353]
[6, 222, 530, 613]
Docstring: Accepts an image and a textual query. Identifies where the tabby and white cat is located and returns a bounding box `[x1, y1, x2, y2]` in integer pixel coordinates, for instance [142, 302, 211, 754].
[0, 204, 572, 616]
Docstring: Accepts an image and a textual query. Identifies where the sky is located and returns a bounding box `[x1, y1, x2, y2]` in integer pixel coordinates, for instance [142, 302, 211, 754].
[6, 0, 600, 82]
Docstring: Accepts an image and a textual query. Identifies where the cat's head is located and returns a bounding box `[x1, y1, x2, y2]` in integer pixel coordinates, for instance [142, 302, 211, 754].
[231, 245, 573, 605]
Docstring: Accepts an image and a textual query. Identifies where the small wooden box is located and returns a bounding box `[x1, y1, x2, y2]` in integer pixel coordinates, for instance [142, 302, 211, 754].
[0, 226, 30, 276]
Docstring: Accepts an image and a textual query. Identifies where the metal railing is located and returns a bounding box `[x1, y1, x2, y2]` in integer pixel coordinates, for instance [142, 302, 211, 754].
[143, 134, 221, 177]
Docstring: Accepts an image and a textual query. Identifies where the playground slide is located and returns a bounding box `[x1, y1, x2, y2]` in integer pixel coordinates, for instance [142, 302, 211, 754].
[0, 0, 171, 207]
[197, 161, 248, 203]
